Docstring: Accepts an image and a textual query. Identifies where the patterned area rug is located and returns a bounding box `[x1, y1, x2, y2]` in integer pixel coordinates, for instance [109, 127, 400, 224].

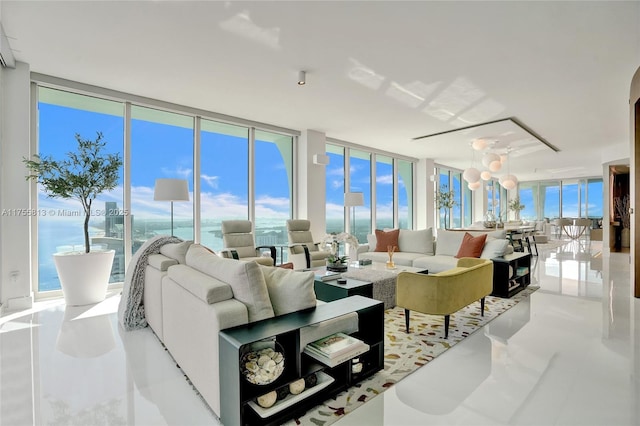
[285, 286, 538, 426]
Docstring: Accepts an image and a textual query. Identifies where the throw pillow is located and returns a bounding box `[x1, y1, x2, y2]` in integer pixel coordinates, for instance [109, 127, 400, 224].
[159, 240, 193, 264]
[366, 234, 377, 252]
[185, 244, 275, 322]
[374, 229, 400, 252]
[398, 228, 434, 255]
[434, 229, 466, 256]
[260, 266, 316, 316]
[480, 238, 509, 259]
[455, 232, 487, 258]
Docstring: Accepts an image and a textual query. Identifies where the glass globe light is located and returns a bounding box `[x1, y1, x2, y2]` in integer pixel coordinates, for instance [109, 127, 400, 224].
[480, 171, 492, 180]
[489, 160, 502, 172]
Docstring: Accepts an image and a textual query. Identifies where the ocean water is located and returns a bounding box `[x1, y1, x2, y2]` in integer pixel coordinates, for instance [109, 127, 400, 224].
[37, 218, 287, 292]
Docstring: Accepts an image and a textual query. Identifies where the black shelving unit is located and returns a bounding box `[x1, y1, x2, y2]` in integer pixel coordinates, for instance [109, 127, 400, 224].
[219, 296, 384, 426]
[491, 252, 531, 298]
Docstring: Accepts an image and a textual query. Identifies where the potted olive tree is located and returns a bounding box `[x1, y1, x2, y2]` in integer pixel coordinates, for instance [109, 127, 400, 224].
[24, 132, 122, 305]
[436, 184, 457, 229]
[508, 197, 525, 222]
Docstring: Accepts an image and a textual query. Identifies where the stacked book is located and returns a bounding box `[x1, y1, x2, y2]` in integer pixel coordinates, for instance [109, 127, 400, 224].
[314, 270, 341, 282]
[303, 332, 369, 367]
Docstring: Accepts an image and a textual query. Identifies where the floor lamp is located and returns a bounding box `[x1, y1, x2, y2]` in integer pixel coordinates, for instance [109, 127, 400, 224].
[344, 192, 364, 239]
[154, 178, 190, 236]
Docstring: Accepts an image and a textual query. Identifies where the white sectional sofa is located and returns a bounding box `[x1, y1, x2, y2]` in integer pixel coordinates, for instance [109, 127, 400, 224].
[142, 242, 357, 418]
[357, 228, 512, 274]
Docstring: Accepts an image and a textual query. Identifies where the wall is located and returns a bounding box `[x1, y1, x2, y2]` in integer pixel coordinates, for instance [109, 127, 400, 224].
[631, 65, 640, 298]
[0, 61, 32, 310]
[296, 130, 327, 239]
[415, 158, 435, 230]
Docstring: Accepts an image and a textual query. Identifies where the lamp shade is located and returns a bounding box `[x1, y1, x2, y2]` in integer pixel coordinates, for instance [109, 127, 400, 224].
[344, 192, 364, 207]
[154, 179, 190, 201]
[480, 170, 492, 180]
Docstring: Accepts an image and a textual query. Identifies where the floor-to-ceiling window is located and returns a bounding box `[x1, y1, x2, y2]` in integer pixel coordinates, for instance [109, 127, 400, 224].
[518, 179, 603, 220]
[586, 179, 603, 218]
[326, 145, 345, 235]
[562, 180, 580, 217]
[254, 130, 293, 263]
[36, 87, 124, 292]
[541, 181, 561, 219]
[375, 155, 393, 230]
[398, 159, 413, 229]
[326, 144, 415, 237]
[34, 83, 295, 297]
[130, 106, 194, 249]
[437, 167, 469, 228]
[349, 149, 372, 243]
[199, 120, 249, 250]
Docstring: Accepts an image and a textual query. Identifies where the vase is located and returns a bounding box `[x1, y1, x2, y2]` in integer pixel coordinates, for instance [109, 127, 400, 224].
[621, 228, 630, 248]
[483, 211, 496, 228]
[386, 246, 396, 269]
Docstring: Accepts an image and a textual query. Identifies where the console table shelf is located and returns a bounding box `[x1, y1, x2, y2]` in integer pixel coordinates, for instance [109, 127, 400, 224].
[491, 252, 532, 298]
[219, 296, 384, 426]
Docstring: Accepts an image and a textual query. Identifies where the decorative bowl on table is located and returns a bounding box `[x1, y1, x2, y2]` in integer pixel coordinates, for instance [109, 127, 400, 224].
[241, 340, 285, 385]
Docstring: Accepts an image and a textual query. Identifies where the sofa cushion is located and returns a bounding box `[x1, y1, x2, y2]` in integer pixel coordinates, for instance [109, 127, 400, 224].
[358, 251, 422, 267]
[167, 264, 234, 304]
[398, 228, 434, 255]
[374, 229, 400, 252]
[412, 254, 459, 274]
[480, 238, 509, 259]
[159, 240, 193, 264]
[186, 244, 275, 322]
[147, 253, 178, 271]
[434, 229, 466, 257]
[259, 265, 316, 316]
[455, 233, 487, 258]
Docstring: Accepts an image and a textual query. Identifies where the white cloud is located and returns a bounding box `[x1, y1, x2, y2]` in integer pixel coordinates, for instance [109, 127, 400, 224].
[201, 174, 219, 189]
[376, 174, 393, 185]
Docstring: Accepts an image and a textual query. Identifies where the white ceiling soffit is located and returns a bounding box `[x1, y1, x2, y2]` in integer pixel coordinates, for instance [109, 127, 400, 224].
[413, 117, 559, 156]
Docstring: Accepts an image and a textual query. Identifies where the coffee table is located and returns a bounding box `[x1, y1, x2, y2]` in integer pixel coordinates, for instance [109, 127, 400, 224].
[313, 277, 373, 303]
[341, 262, 428, 309]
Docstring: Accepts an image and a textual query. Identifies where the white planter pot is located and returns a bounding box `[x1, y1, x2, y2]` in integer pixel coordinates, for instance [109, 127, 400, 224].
[53, 250, 115, 306]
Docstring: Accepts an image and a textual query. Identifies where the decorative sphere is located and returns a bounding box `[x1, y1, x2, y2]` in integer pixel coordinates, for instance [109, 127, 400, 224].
[489, 160, 502, 172]
[468, 181, 481, 191]
[480, 171, 492, 180]
[463, 167, 481, 183]
[472, 139, 487, 150]
[482, 153, 500, 168]
[501, 174, 518, 190]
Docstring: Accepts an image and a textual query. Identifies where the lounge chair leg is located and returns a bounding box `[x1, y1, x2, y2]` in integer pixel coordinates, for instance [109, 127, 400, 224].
[444, 315, 450, 339]
[481, 297, 485, 316]
[404, 309, 410, 333]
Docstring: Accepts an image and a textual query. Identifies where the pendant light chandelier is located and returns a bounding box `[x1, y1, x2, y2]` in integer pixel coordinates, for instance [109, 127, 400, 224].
[499, 148, 518, 190]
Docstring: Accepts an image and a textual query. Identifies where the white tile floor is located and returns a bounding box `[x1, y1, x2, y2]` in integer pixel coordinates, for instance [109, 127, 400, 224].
[1, 240, 637, 426]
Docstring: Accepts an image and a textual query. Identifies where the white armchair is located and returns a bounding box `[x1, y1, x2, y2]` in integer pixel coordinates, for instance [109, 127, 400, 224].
[286, 219, 331, 269]
[220, 220, 276, 266]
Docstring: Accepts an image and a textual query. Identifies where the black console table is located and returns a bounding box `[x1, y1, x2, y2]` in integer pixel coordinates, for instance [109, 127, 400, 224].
[491, 252, 531, 298]
[219, 296, 384, 426]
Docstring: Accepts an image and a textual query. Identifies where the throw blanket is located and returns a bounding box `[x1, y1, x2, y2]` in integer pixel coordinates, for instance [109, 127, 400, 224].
[117, 235, 183, 331]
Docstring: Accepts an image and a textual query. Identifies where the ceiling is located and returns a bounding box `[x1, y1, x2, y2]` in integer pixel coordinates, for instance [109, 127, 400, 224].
[2, 1, 639, 182]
